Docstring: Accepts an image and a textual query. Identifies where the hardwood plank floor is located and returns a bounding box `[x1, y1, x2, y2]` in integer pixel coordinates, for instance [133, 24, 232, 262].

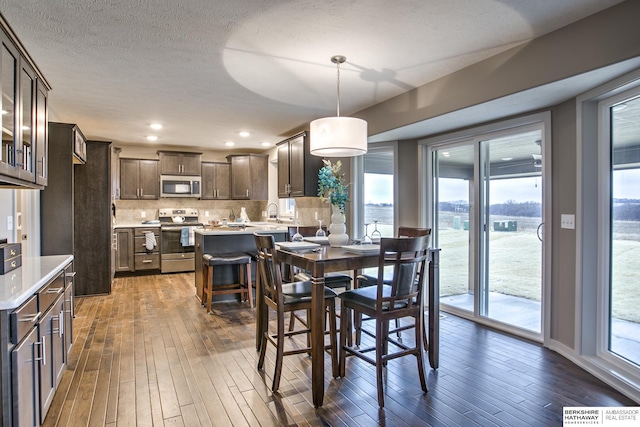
[43, 273, 635, 426]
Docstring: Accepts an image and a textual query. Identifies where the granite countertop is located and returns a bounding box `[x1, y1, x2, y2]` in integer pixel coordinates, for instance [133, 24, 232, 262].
[0, 255, 74, 310]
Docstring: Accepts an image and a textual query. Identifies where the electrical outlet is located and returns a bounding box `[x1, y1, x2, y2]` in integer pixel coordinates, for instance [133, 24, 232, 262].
[314, 211, 318, 220]
[140, 211, 146, 218]
[561, 214, 575, 229]
[205, 211, 210, 217]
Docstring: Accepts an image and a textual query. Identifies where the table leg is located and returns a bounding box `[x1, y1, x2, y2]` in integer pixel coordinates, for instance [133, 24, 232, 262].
[428, 249, 440, 369]
[310, 265, 326, 407]
[255, 262, 263, 351]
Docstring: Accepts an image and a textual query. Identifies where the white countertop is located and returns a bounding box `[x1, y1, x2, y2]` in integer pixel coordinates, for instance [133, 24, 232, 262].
[0, 255, 74, 310]
[196, 224, 289, 235]
[113, 223, 161, 228]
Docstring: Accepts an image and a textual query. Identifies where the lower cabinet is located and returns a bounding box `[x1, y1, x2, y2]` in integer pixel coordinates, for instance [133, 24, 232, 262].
[3, 259, 74, 426]
[115, 227, 160, 273]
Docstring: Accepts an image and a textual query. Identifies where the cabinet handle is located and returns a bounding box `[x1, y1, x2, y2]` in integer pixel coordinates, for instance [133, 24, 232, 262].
[10, 260, 16, 268]
[142, 259, 153, 263]
[65, 271, 77, 278]
[46, 287, 64, 295]
[20, 312, 41, 322]
[65, 294, 74, 318]
[246, 189, 249, 197]
[60, 310, 64, 337]
[10, 249, 16, 256]
[36, 339, 46, 366]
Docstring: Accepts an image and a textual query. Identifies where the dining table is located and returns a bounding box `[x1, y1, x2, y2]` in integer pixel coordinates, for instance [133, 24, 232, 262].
[268, 243, 441, 407]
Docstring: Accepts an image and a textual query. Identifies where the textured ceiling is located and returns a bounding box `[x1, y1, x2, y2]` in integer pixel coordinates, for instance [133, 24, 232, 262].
[0, 0, 626, 152]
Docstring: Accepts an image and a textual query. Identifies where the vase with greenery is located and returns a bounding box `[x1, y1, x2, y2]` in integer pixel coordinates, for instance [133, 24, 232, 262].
[318, 159, 349, 246]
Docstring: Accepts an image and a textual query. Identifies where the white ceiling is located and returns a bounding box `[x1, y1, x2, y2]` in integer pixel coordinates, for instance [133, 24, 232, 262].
[0, 0, 626, 152]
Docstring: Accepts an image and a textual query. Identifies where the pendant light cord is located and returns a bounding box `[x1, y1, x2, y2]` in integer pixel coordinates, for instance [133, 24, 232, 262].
[336, 59, 341, 117]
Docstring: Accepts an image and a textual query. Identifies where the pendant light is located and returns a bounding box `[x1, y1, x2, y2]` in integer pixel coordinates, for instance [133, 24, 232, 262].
[310, 55, 368, 157]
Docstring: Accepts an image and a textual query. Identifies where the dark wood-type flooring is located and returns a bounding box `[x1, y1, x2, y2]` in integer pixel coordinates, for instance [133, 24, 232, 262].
[42, 273, 636, 426]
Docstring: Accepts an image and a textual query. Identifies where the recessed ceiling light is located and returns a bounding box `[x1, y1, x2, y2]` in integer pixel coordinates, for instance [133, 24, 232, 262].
[501, 157, 513, 161]
[146, 135, 158, 141]
[150, 123, 163, 130]
[225, 141, 235, 146]
[239, 131, 250, 137]
[261, 142, 271, 147]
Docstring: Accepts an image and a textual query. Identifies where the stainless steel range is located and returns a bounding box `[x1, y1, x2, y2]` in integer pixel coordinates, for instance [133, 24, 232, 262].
[158, 208, 203, 273]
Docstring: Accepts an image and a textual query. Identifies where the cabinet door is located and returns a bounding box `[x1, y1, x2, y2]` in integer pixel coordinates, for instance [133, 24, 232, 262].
[277, 143, 290, 198]
[39, 296, 65, 422]
[64, 266, 75, 360]
[214, 162, 230, 199]
[35, 79, 48, 185]
[200, 162, 215, 199]
[230, 156, 250, 199]
[0, 35, 19, 176]
[288, 136, 306, 197]
[159, 151, 181, 174]
[18, 61, 36, 182]
[248, 155, 268, 200]
[181, 152, 201, 175]
[120, 159, 140, 199]
[115, 228, 134, 271]
[138, 160, 158, 199]
[11, 326, 40, 427]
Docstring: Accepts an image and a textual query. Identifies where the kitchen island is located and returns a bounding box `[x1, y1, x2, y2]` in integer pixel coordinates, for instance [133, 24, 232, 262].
[194, 225, 289, 302]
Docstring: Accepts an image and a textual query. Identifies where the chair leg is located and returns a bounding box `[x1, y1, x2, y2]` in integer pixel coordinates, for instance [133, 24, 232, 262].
[339, 305, 349, 378]
[354, 311, 363, 347]
[415, 314, 428, 393]
[395, 318, 402, 343]
[327, 299, 339, 379]
[272, 305, 286, 392]
[376, 317, 386, 408]
[205, 265, 213, 314]
[288, 311, 296, 331]
[245, 263, 253, 308]
[201, 262, 208, 306]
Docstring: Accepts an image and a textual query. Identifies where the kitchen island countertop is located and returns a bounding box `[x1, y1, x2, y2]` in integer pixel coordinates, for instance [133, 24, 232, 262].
[0, 255, 74, 310]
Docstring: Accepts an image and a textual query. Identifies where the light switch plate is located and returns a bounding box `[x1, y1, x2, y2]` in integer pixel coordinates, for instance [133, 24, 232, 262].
[561, 214, 575, 229]
[141, 211, 146, 218]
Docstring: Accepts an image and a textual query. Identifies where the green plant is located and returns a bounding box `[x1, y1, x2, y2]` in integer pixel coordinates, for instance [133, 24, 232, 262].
[317, 159, 349, 213]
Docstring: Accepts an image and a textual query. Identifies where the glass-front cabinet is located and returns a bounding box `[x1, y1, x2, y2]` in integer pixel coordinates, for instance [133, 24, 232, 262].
[0, 22, 50, 188]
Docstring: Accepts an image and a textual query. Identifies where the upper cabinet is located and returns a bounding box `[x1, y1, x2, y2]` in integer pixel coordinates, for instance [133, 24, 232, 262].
[276, 132, 323, 198]
[0, 17, 50, 189]
[120, 159, 159, 200]
[201, 161, 230, 200]
[158, 151, 201, 176]
[227, 154, 268, 200]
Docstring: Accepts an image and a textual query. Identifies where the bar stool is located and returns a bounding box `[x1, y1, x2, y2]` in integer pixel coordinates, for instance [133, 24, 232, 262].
[202, 253, 253, 313]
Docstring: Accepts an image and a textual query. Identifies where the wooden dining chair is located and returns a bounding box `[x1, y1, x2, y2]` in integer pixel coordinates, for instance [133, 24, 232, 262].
[286, 225, 352, 332]
[253, 233, 339, 392]
[338, 235, 430, 408]
[354, 227, 431, 346]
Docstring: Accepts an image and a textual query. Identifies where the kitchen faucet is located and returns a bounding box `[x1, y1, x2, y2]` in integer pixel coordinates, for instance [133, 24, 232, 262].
[266, 202, 280, 223]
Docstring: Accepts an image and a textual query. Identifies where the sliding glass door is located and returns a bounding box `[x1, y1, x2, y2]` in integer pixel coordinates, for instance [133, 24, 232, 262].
[428, 117, 547, 337]
[605, 92, 640, 367]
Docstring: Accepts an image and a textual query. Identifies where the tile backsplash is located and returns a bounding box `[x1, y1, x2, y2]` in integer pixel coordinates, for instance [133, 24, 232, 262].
[114, 197, 331, 226]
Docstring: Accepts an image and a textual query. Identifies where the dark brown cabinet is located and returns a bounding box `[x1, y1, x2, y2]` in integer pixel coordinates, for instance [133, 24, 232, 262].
[115, 228, 134, 272]
[41, 130, 113, 296]
[227, 154, 268, 200]
[201, 161, 230, 199]
[120, 159, 159, 199]
[276, 132, 322, 198]
[115, 227, 160, 272]
[158, 151, 201, 176]
[0, 26, 50, 189]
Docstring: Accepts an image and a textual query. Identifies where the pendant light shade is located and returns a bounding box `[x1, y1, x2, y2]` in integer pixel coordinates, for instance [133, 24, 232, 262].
[310, 55, 368, 157]
[310, 116, 367, 157]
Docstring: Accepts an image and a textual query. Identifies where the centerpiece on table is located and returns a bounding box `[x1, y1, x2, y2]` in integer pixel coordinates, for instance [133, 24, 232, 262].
[318, 159, 349, 247]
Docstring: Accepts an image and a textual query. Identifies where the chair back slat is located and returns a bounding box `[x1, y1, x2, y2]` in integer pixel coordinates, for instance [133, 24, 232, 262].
[253, 233, 284, 305]
[376, 235, 429, 311]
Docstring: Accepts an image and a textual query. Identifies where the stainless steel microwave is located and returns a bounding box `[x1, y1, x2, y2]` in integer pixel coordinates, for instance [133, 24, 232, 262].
[160, 175, 201, 198]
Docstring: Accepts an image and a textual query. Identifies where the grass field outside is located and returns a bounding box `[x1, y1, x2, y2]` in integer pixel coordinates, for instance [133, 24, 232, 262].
[437, 212, 640, 324]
